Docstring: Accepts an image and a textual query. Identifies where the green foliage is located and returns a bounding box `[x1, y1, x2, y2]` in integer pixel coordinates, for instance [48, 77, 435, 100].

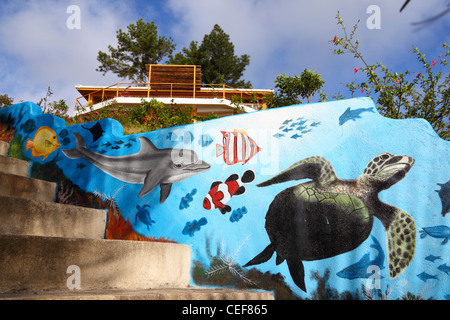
[0, 93, 14, 108]
[170, 24, 252, 88]
[97, 19, 176, 83]
[37, 86, 69, 117]
[331, 12, 449, 140]
[269, 69, 325, 107]
[67, 99, 217, 135]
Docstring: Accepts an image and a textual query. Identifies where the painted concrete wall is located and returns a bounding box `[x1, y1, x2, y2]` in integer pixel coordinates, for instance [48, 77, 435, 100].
[1, 98, 448, 299]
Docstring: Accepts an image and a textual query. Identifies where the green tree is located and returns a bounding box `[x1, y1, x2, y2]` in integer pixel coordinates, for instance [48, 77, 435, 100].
[170, 24, 252, 88]
[331, 12, 449, 140]
[270, 69, 325, 107]
[0, 93, 14, 108]
[37, 86, 69, 117]
[97, 19, 175, 83]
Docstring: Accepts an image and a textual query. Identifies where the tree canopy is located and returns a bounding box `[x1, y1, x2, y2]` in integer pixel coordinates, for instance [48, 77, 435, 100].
[170, 24, 252, 88]
[97, 19, 175, 83]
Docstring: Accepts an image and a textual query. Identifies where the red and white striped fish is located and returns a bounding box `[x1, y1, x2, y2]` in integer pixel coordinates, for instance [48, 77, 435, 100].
[203, 170, 255, 214]
[216, 130, 261, 165]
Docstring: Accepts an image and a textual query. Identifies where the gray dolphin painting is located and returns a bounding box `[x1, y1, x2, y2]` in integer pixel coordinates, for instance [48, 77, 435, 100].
[62, 132, 211, 204]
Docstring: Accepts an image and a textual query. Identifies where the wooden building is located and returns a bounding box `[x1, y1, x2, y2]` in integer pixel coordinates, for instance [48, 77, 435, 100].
[74, 64, 274, 118]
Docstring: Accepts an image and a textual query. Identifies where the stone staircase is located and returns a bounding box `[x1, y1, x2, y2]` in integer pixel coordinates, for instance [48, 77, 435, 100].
[0, 140, 273, 300]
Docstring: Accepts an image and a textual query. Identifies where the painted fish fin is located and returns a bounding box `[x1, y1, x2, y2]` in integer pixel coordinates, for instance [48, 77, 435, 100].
[257, 156, 336, 187]
[244, 243, 275, 267]
[138, 136, 159, 154]
[241, 170, 255, 184]
[382, 207, 416, 279]
[234, 186, 246, 196]
[226, 174, 239, 182]
[159, 183, 173, 204]
[442, 237, 448, 245]
[138, 169, 160, 198]
[216, 144, 224, 157]
[286, 257, 307, 292]
[62, 132, 86, 159]
[25, 139, 34, 151]
[210, 181, 222, 190]
[219, 205, 231, 215]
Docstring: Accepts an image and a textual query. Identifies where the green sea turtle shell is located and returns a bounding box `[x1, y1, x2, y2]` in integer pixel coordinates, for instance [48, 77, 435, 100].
[265, 181, 374, 262]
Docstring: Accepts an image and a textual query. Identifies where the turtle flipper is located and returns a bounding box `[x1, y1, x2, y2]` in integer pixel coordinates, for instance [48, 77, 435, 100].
[257, 156, 337, 187]
[286, 258, 307, 292]
[243, 243, 275, 267]
[383, 207, 416, 278]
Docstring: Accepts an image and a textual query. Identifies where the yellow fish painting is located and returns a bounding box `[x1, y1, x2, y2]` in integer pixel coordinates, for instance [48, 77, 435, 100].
[26, 126, 61, 160]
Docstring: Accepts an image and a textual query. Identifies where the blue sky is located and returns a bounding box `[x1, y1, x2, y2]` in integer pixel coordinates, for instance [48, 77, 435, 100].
[0, 0, 448, 115]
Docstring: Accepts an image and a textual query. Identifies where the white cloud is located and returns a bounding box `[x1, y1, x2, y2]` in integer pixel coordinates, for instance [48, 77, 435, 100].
[0, 0, 137, 111]
[167, 0, 448, 94]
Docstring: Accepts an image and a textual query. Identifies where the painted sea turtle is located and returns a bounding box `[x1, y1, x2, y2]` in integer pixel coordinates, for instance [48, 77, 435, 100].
[244, 153, 416, 292]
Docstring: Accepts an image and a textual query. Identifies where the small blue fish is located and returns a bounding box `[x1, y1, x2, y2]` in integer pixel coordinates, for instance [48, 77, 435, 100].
[124, 143, 133, 148]
[420, 225, 450, 245]
[425, 255, 442, 262]
[438, 263, 450, 275]
[336, 236, 385, 280]
[102, 142, 112, 147]
[282, 127, 293, 133]
[179, 188, 197, 210]
[198, 134, 213, 147]
[282, 119, 293, 125]
[310, 121, 321, 127]
[111, 145, 121, 150]
[128, 137, 137, 142]
[417, 272, 438, 282]
[339, 107, 375, 126]
[301, 128, 312, 134]
[114, 140, 124, 145]
[135, 205, 155, 231]
[273, 133, 285, 139]
[76, 163, 86, 169]
[229, 206, 248, 223]
[296, 125, 307, 131]
[291, 134, 302, 139]
[182, 217, 207, 237]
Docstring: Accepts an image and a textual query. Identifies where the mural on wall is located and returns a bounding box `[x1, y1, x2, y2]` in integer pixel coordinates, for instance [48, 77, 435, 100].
[0, 97, 449, 300]
[244, 153, 416, 292]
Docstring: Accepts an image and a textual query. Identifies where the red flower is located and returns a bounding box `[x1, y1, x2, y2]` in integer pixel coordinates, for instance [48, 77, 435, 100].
[94, 111, 98, 114]
[144, 117, 147, 122]
[432, 60, 436, 67]
[361, 89, 364, 94]
[354, 67, 358, 74]
[416, 73, 421, 78]
[333, 35, 337, 42]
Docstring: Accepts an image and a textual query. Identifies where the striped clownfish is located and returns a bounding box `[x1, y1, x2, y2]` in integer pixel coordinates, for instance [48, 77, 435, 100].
[203, 170, 255, 214]
[216, 130, 261, 165]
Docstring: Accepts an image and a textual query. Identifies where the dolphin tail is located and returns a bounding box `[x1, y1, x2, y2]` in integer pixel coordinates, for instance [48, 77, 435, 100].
[62, 132, 87, 159]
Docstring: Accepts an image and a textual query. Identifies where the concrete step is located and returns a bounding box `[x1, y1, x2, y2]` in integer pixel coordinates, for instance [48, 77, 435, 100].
[0, 288, 274, 300]
[0, 155, 30, 177]
[0, 171, 56, 202]
[0, 235, 191, 294]
[0, 141, 8, 156]
[0, 195, 107, 239]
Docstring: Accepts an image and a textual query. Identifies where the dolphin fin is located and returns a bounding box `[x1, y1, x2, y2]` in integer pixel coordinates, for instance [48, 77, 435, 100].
[138, 169, 160, 198]
[286, 257, 307, 292]
[138, 136, 159, 154]
[160, 183, 173, 204]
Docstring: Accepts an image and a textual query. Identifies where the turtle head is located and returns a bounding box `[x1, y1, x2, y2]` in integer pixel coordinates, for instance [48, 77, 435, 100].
[358, 153, 414, 191]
